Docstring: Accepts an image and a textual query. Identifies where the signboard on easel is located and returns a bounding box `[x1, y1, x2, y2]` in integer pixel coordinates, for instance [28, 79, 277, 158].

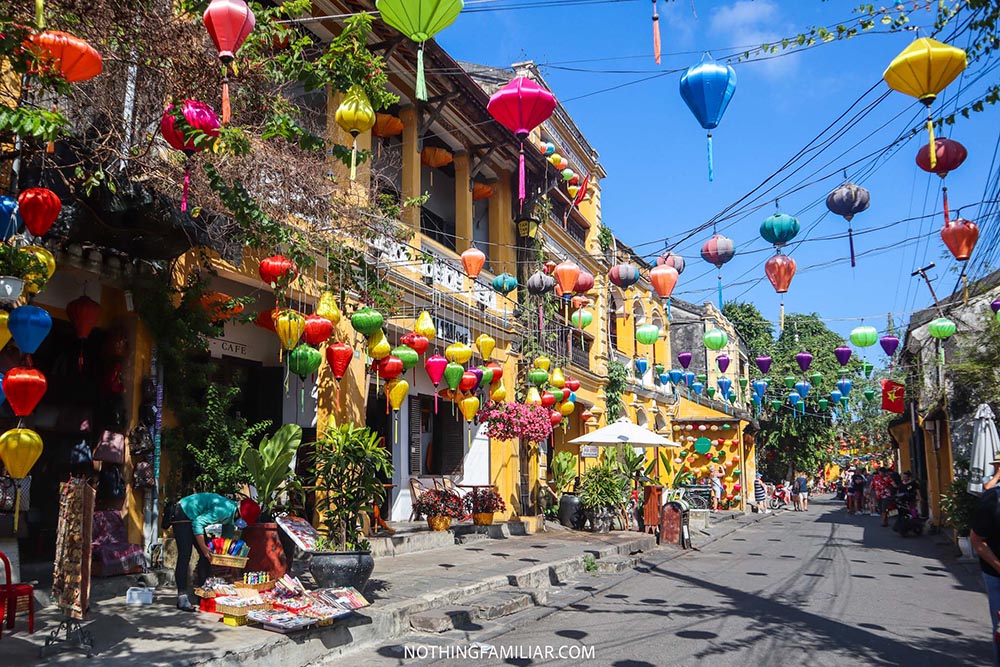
[580, 445, 599, 458]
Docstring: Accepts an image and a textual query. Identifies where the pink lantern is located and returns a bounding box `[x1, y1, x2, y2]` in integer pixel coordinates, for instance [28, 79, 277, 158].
[487, 77, 557, 208]
[160, 100, 221, 211]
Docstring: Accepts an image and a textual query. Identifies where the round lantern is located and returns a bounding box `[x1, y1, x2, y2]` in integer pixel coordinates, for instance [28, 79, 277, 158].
[445, 342, 473, 364]
[649, 265, 679, 299]
[657, 252, 685, 274]
[635, 324, 660, 346]
[703, 328, 728, 350]
[159, 100, 221, 211]
[335, 84, 376, 180]
[764, 254, 796, 294]
[351, 307, 384, 337]
[916, 137, 968, 177]
[392, 345, 420, 372]
[289, 344, 322, 380]
[461, 246, 487, 279]
[826, 182, 871, 267]
[570, 309, 593, 328]
[759, 212, 800, 247]
[527, 271, 555, 295]
[609, 264, 640, 289]
[849, 325, 878, 347]
[941, 218, 978, 261]
[553, 261, 581, 295]
[8, 305, 52, 354]
[573, 271, 595, 294]
[259, 254, 297, 287]
[303, 314, 335, 346]
[17, 188, 61, 237]
[274, 310, 305, 351]
[928, 317, 956, 339]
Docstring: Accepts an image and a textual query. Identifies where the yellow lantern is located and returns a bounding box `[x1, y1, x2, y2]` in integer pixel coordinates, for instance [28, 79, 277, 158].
[525, 386, 542, 406]
[533, 356, 551, 371]
[490, 381, 506, 403]
[567, 185, 580, 200]
[21, 245, 55, 295]
[386, 378, 409, 411]
[445, 342, 472, 364]
[559, 400, 575, 416]
[459, 395, 480, 422]
[475, 333, 496, 360]
[0, 310, 11, 351]
[274, 309, 305, 351]
[335, 84, 377, 180]
[883, 38, 967, 169]
[316, 291, 342, 326]
[0, 428, 42, 531]
[414, 311, 436, 340]
[367, 329, 391, 360]
[549, 367, 566, 389]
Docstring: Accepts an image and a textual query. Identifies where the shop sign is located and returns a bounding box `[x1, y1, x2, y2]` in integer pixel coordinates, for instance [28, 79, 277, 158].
[209, 336, 251, 359]
[580, 445, 599, 458]
[435, 317, 471, 345]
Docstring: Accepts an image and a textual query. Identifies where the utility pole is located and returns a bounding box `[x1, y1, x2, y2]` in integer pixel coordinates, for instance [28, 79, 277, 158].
[911, 263, 945, 317]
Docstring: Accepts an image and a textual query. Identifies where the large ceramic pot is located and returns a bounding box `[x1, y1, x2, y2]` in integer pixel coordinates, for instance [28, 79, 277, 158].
[427, 516, 452, 531]
[558, 494, 585, 529]
[309, 551, 375, 591]
[586, 508, 614, 534]
[472, 512, 494, 526]
[241, 523, 288, 580]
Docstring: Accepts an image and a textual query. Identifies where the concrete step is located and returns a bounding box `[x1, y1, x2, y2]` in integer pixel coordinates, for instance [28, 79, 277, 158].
[455, 532, 490, 545]
[457, 588, 546, 621]
[369, 529, 456, 558]
[595, 554, 639, 573]
[409, 607, 474, 633]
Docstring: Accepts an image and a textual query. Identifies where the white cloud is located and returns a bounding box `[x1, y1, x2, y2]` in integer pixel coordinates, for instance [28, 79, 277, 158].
[709, 0, 797, 78]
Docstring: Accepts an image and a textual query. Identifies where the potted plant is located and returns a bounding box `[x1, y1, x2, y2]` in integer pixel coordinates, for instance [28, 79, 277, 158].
[304, 420, 392, 591]
[941, 477, 978, 559]
[239, 423, 303, 580]
[0, 244, 45, 303]
[412, 489, 464, 531]
[549, 450, 583, 529]
[578, 459, 628, 534]
[465, 487, 506, 526]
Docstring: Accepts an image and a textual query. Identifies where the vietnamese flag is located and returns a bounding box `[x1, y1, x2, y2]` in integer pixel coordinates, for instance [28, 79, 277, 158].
[882, 380, 905, 414]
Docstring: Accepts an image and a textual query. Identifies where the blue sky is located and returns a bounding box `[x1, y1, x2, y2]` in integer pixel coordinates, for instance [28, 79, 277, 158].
[437, 0, 999, 360]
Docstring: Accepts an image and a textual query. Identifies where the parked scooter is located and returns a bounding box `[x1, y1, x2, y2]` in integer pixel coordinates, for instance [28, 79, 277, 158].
[892, 494, 924, 536]
[769, 482, 792, 510]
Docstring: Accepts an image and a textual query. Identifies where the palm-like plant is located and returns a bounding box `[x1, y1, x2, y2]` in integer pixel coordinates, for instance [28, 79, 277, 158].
[239, 423, 303, 521]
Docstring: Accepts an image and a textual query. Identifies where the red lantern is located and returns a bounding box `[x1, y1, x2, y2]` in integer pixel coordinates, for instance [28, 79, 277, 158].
[17, 188, 61, 237]
[649, 264, 680, 299]
[326, 341, 353, 381]
[25, 31, 103, 83]
[571, 295, 589, 310]
[573, 270, 595, 294]
[254, 309, 276, 333]
[159, 100, 220, 211]
[543, 260, 557, 275]
[561, 388, 572, 402]
[565, 377, 581, 392]
[203, 0, 256, 124]
[258, 255, 297, 287]
[303, 314, 335, 346]
[916, 138, 967, 177]
[485, 361, 503, 384]
[549, 410, 563, 427]
[486, 77, 557, 207]
[400, 332, 429, 356]
[941, 218, 979, 261]
[461, 247, 486, 280]
[67, 295, 100, 339]
[376, 356, 404, 381]
[764, 254, 796, 294]
[541, 391, 556, 408]
[459, 372, 478, 393]
[3, 367, 47, 417]
[553, 261, 581, 295]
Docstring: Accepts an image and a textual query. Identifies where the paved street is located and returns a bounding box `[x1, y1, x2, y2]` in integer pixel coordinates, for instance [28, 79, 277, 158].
[341, 497, 991, 666]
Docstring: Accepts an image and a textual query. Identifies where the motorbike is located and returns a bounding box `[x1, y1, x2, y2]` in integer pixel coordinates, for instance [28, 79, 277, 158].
[892, 494, 924, 536]
[769, 482, 792, 510]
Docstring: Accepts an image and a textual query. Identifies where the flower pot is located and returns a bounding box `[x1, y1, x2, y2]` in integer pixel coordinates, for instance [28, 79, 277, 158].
[0, 276, 24, 304]
[241, 522, 288, 581]
[308, 551, 375, 591]
[558, 493, 585, 529]
[586, 508, 614, 534]
[472, 512, 494, 526]
[958, 535, 976, 561]
[427, 516, 452, 531]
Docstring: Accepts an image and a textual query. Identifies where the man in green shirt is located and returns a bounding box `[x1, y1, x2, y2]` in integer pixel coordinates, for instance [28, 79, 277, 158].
[170, 493, 253, 611]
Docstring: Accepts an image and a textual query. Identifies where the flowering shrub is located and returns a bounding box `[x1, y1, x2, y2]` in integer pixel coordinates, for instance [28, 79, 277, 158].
[465, 487, 507, 514]
[480, 402, 553, 442]
[412, 489, 465, 519]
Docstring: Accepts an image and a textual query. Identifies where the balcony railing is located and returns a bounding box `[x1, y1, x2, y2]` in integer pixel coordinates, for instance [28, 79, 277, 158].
[543, 324, 593, 372]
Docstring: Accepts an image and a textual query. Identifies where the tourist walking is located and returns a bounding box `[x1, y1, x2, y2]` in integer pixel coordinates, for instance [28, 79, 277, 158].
[754, 473, 770, 513]
[795, 471, 810, 511]
[848, 467, 865, 514]
[709, 464, 724, 512]
[970, 486, 1000, 666]
[872, 468, 895, 527]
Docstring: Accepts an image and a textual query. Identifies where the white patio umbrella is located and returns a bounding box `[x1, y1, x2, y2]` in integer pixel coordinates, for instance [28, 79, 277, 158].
[969, 403, 1000, 495]
[569, 417, 680, 448]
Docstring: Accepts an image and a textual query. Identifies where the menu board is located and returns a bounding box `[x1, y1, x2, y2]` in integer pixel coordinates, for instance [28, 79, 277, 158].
[275, 515, 321, 552]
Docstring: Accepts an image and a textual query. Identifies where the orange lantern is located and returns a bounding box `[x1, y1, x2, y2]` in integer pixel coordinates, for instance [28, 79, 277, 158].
[373, 113, 404, 138]
[553, 260, 581, 295]
[649, 264, 679, 299]
[472, 183, 495, 200]
[200, 291, 244, 322]
[764, 254, 796, 294]
[941, 217, 978, 262]
[461, 246, 486, 279]
[421, 146, 453, 168]
[26, 31, 103, 82]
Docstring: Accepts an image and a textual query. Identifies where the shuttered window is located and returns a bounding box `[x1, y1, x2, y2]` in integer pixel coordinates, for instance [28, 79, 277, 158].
[409, 396, 422, 475]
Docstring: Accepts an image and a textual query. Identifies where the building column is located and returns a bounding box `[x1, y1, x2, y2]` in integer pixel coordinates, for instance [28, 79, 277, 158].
[454, 151, 473, 249]
[488, 170, 514, 275]
[399, 105, 422, 232]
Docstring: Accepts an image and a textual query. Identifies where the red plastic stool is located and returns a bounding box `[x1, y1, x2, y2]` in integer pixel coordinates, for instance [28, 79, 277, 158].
[0, 551, 33, 636]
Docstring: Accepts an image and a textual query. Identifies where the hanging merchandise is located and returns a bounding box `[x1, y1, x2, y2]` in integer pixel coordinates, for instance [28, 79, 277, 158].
[635, 323, 660, 346]
[367, 329, 391, 361]
[860, 361, 874, 379]
[425, 353, 447, 412]
[414, 310, 437, 340]
[783, 376, 797, 389]
[864, 389, 876, 402]
[539, 141, 556, 156]
[559, 401, 575, 417]
[478, 367, 494, 388]
[458, 371, 478, 393]
[701, 234, 735, 310]
[445, 341, 473, 364]
[679, 54, 737, 181]
[202, 0, 256, 124]
[553, 260, 581, 295]
[26, 31, 103, 83]
[255, 309, 277, 333]
[373, 113, 404, 138]
[808, 371, 823, 387]
[0, 428, 43, 532]
[634, 358, 648, 377]
[375, 0, 463, 100]
[199, 291, 242, 323]
[386, 378, 410, 442]
[795, 351, 813, 373]
[879, 335, 900, 357]
[795, 381, 811, 399]
[834, 345, 852, 366]
[326, 342, 353, 382]
[759, 211, 800, 248]
[487, 361, 503, 385]
[928, 317, 956, 339]
[459, 395, 479, 423]
[755, 355, 772, 374]
[259, 254, 297, 288]
[703, 328, 728, 351]
[825, 183, 870, 267]
[159, 100, 221, 211]
[303, 314, 335, 346]
[443, 361, 464, 393]
[528, 367, 549, 387]
[717, 377, 732, 397]
[3, 367, 47, 417]
[392, 345, 420, 374]
[486, 77, 557, 208]
[527, 271, 555, 295]
[941, 218, 979, 262]
[0, 311, 10, 351]
[525, 386, 542, 406]
[17, 187, 61, 237]
[421, 146, 452, 169]
[490, 382, 506, 402]
[492, 273, 518, 324]
[570, 309, 593, 328]
[0, 197, 20, 238]
[609, 263, 640, 288]
[678, 351, 693, 369]
[66, 295, 100, 370]
[274, 310, 305, 351]
[534, 356, 551, 371]
[849, 325, 878, 348]
[549, 367, 566, 389]
[836, 378, 853, 397]
[818, 398, 829, 411]
[461, 247, 486, 280]
[335, 85, 377, 180]
[350, 306, 384, 337]
[565, 377, 580, 392]
[649, 264, 679, 299]
[400, 332, 429, 356]
[375, 356, 404, 381]
[8, 304, 52, 355]
[657, 252, 686, 274]
[883, 38, 966, 169]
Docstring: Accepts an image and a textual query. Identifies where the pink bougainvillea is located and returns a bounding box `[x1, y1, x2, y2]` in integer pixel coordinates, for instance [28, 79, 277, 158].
[479, 401, 554, 442]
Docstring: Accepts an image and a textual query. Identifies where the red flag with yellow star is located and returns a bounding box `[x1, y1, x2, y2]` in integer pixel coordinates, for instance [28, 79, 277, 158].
[882, 380, 904, 414]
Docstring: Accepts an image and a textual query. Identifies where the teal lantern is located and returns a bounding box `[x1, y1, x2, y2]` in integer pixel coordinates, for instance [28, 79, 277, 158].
[759, 212, 800, 248]
[635, 323, 660, 346]
[492, 273, 518, 295]
[928, 317, 956, 339]
[849, 325, 878, 347]
[703, 328, 728, 350]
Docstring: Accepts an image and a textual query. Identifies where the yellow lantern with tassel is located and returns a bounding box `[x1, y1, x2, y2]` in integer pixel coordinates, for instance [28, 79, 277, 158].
[883, 38, 966, 169]
[490, 381, 506, 403]
[414, 311, 436, 340]
[475, 333, 496, 360]
[0, 311, 12, 351]
[459, 395, 480, 449]
[316, 291, 342, 326]
[559, 400, 575, 417]
[533, 356, 551, 371]
[549, 367, 566, 389]
[367, 329, 391, 360]
[335, 84, 376, 181]
[386, 378, 409, 442]
[525, 386, 542, 406]
[274, 309, 305, 351]
[445, 342, 472, 364]
[0, 428, 42, 531]
[21, 246, 56, 295]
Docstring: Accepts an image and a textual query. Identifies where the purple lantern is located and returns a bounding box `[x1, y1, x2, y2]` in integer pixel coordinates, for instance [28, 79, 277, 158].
[879, 335, 900, 357]
[716, 354, 730, 373]
[468, 366, 484, 390]
[795, 351, 813, 373]
[678, 351, 693, 369]
[834, 346, 852, 366]
[755, 355, 772, 374]
[992, 298, 1000, 314]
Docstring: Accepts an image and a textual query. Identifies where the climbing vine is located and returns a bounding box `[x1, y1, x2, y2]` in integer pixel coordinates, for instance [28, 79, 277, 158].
[604, 358, 628, 422]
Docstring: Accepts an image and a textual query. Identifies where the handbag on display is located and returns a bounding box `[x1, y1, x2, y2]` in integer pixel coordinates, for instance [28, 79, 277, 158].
[0, 475, 31, 511]
[97, 465, 126, 500]
[69, 438, 94, 468]
[132, 462, 155, 489]
[128, 425, 154, 458]
[94, 430, 126, 464]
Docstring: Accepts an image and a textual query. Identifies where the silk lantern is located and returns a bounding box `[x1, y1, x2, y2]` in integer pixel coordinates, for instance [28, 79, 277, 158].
[609, 263, 640, 289]
[0, 197, 20, 239]
[376, 355, 404, 381]
[917, 138, 967, 226]
[445, 342, 473, 364]
[3, 367, 47, 417]
[574, 270, 595, 294]
[303, 314, 334, 346]
[327, 342, 353, 381]
[199, 291, 243, 323]
[376, 0, 463, 101]
[635, 324, 660, 346]
[679, 54, 737, 181]
[414, 310, 437, 340]
[67, 295, 100, 370]
[25, 31, 103, 83]
[289, 344, 322, 380]
[335, 84, 377, 180]
[928, 317, 956, 339]
[649, 264, 679, 299]
[373, 113, 404, 138]
[570, 309, 593, 328]
[386, 378, 410, 442]
[880, 335, 900, 356]
[274, 310, 305, 352]
[850, 325, 878, 348]
[426, 353, 448, 412]
[834, 346, 852, 366]
[703, 328, 728, 351]
[20, 245, 53, 296]
[475, 333, 496, 360]
[203, 0, 256, 124]
[487, 77, 557, 207]
[941, 218, 978, 262]
[491, 382, 506, 402]
[701, 234, 735, 309]
[883, 38, 967, 169]
[0, 428, 42, 531]
[8, 305, 51, 355]
[657, 252, 686, 275]
[160, 100, 220, 211]
[550, 367, 566, 389]
[401, 331, 429, 356]
[255, 309, 277, 333]
[17, 187, 61, 237]
[259, 254, 297, 287]
[826, 182, 870, 267]
[461, 246, 486, 280]
[351, 306, 384, 337]
[367, 329, 391, 361]
[0, 312, 10, 351]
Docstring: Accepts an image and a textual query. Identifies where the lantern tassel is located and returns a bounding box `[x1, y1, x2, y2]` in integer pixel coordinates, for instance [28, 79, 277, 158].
[716, 272, 723, 311]
[652, 1, 661, 65]
[221, 75, 231, 125]
[538, 303, 543, 334]
[434, 390, 439, 414]
[847, 226, 857, 267]
[942, 185, 950, 225]
[350, 137, 358, 181]
[667, 297, 671, 322]
[707, 133, 714, 182]
[35, 0, 45, 27]
[13, 485, 20, 533]
[181, 167, 191, 212]
[926, 107, 937, 170]
[779, 301, 785, 333]
[518, 144, 526, 209]
[416, 44, 427, 102]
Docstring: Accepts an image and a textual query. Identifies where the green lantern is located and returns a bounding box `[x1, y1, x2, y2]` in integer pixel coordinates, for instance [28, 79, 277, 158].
[818, 398, 829, 410]
[694, 437, 712, 455]
[849, 325, 878, 347]
[759, 212, 801, 247]
[808, 371, 822, 386]
[928, 317, 956, 339]
[635, 323, 660, 346]
[770, 399, 782, 411]
[479, 367, 494, 388]
[528, 368, 549, 387]
[864, 388, 875, 401]
[289, 344, 322, 380]
[703, 328, 729, 350]
[696, 373, 707, 383]
[654, 363, 666, 376]
[376, 0, 464, 101]
[392, 345, 420, 372]
[783, 376, 796, 389]
[444, 362, 464, 391]
[706, 387, 716, 399]
[738, 377, 748, 390]
[570, 309, 594, 328]
[350, 306, 384, 336]
[860, 361, 874, 378]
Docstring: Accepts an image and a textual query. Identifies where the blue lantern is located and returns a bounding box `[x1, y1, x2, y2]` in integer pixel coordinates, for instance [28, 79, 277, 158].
[751, 393, 762, 405]
[0, 372, 5, 406]
[830, 389, 843, 404]
[659, 373, 669, 385]
[752, 379, 768, 397]
[568, 392, 576, 403]
[683, 371, 696, 387]
[836, 378, 853, 396]
[679, 54, 737, 181]
[717, 376, 732, 396]
[634, 358, 648, 376]
[795, 381, 811, 399]
[760, 212, 801, 248]
[788, 393, 801, 406]
[0, 196, 21, 239]
[691, 381, 704, 395]
[668, 369, 684, 385]
[9, 305, 52, 354]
